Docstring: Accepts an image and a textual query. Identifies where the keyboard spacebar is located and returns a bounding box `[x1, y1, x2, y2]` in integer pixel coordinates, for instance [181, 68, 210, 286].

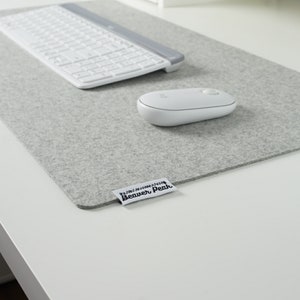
[78, 66, 142, 83]
[79, 73, 113, 83]
[114, 66, 141, 76]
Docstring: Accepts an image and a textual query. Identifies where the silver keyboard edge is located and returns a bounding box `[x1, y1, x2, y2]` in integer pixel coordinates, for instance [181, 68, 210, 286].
[61, 3, 184, 65]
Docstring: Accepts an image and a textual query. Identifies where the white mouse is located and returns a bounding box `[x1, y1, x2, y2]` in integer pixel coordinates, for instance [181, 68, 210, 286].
[137, 88, 236, 126]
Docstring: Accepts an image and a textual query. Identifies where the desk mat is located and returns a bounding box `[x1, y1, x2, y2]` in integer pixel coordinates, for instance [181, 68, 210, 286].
[1, 1, 300, 209]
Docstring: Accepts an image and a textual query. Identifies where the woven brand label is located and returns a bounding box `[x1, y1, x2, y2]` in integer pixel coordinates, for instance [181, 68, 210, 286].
[113, 178, 177, 205]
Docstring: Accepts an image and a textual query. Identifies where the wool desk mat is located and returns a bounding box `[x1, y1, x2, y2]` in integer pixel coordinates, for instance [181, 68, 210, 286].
[0, 1, 300, 209]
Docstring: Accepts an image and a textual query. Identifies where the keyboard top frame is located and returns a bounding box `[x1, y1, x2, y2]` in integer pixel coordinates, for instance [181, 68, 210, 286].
[62, 3, 184, 66]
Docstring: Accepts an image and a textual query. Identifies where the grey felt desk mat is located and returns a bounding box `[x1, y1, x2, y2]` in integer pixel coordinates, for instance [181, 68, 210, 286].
[0, 1, 300, 209]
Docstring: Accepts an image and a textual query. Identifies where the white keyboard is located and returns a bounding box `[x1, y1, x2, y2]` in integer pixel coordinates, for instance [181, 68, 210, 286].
[0, 4, 184, 89]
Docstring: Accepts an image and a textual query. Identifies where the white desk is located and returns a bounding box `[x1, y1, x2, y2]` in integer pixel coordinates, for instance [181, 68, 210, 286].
[1, 1, 300, 299]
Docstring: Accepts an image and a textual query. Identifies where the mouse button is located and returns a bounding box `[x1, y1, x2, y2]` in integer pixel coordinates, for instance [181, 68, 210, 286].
[202, 88, 220, 95]
[201, 91, 235, 107]
[139, 92, 168, 109]
[139, 90, 185, 110]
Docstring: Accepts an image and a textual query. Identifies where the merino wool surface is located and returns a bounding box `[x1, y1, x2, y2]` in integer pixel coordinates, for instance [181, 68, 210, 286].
[0, 1, 300, 208]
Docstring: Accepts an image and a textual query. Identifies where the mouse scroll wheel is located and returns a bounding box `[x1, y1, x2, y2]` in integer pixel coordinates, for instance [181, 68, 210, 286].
[202, 89, 220, 95]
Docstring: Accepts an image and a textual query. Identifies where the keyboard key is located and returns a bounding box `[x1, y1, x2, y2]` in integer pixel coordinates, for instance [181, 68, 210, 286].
[62, 64, 82, 74]
[96, 47, 114, 55]
[61, 51, 84, 62]
[83, 64, 99, 71]
[140, 61, 155, 68]
[73, 71, 91, 79]
[104, 64, 119, 72]
[12, 29, 39, 44]
[77, 49, 99, 59]
[132, 56, 148, 64]
[120, 60, 134, 67]
[79, 73, 112, 83]
[114, 66, 141, 76]
[49, 55, 71, 66]
[92, 67, 105, 74]
[97, 60, 113, 67]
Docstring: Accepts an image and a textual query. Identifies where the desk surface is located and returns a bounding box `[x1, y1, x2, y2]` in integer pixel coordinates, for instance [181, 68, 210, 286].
[0, 0, 300, 299]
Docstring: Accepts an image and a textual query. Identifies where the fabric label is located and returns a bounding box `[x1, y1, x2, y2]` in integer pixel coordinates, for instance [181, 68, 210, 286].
[113, 178, 177, 205]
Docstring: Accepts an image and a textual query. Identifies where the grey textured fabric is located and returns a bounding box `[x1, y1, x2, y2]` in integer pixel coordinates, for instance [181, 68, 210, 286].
[0, 1, 300, 209]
